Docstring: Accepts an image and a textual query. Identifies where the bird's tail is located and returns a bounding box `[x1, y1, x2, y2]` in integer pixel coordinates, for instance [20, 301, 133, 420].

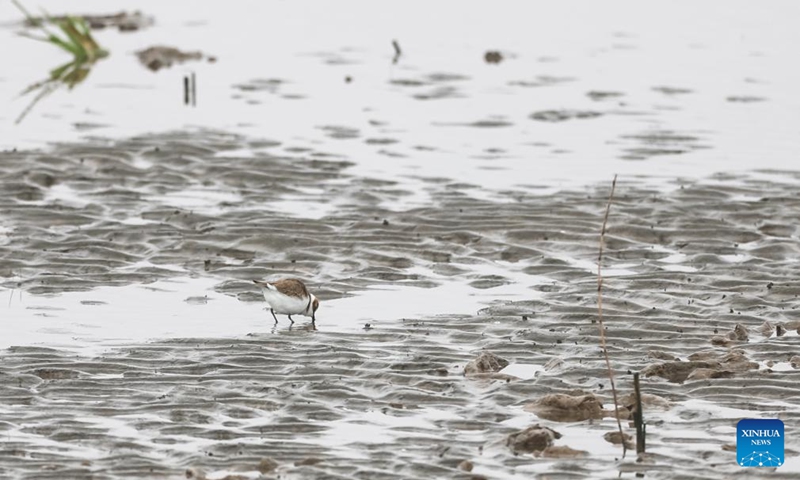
[252, 280, 276, 291]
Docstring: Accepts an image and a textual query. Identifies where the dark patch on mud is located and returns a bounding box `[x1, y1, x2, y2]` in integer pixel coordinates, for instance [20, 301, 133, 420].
[620, 129, 710, 160]
[529, 110, 602, 122]
[587, 91, 624, 101]
[508, 76, 574, 88]
[652, 86, 693, 96]
[726, 95, 766, 103]
[389, 73, 470, 100]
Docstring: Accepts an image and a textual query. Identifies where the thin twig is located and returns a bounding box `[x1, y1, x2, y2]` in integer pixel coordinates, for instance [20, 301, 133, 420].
[392, 39, 402, 64]
[597, 174, 625, 458]
[633, 372, 646, 454]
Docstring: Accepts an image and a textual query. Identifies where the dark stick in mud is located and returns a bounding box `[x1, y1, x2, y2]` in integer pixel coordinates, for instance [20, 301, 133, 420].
[392, 39, 402, 64]
[597, 174, 626, 458]
[633, 372, 646, 454]
[191, 72, 197, 106]
[184, 76, 190, 105]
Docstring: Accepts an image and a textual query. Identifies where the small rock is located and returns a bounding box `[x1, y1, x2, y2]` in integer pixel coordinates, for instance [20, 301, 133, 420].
[506, 424, 562, 454]
[457, 460, 474, 472]
[484, 51, 503, 64]
[464, 351, 509, 375]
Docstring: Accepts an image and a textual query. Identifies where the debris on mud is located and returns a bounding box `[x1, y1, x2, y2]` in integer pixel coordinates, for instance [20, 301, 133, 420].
[790, 356, 800, 369]
[524, 392, 604, 422]
[711, 323, 749, 346]
[506, 424, 562, 454]
[647, 350, 679, 361]
[529, 110, 602, 122]
[604, 431, 634, 449]
[136, 46, 213, 71]
[23, 11, 153, 32]
[643, 361, 720, 383]
[643, 349, 758, 383]
[463, 351, 509, 375]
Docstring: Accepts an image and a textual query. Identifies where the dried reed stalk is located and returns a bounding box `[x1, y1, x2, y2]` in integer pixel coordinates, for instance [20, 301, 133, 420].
[597, 174, 626, 458]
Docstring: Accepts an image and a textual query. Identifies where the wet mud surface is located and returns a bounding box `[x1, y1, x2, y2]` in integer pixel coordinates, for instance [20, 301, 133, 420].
[2, 133, 800, 478]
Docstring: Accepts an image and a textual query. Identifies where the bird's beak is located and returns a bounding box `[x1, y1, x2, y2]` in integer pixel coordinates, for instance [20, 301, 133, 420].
[253, 280, 265, 286]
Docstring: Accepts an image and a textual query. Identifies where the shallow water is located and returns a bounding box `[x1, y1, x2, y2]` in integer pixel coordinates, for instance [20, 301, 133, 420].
[1, 1, 800, 479]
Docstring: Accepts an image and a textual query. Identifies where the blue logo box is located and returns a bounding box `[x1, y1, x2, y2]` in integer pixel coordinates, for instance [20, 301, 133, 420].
[737, 419, 784, 467]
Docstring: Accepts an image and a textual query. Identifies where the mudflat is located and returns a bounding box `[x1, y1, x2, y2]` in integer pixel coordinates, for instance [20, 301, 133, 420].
[1, 132, 799, 478]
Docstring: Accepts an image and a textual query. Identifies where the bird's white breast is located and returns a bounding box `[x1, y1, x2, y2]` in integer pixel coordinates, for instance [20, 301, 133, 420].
[261, 289, 308, 315]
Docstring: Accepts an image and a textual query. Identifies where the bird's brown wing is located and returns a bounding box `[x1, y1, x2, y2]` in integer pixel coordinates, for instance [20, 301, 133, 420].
[270, 278, 309, 298]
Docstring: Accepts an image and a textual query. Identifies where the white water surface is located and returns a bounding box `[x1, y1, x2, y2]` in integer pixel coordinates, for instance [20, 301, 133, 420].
[0, 0, 798, 197]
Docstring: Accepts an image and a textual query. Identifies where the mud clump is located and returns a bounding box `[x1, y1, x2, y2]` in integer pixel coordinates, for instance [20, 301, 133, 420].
[619, 392, 671, 411]
[185, 468, 206, 479]
[506, 424, 562, 454]
[484, 51, 503, 64]
[524, 392, 604, 422]
[604, 431, 634, 449]
[540, 445, 588, 458]
[644, 350, 758, 383]
[136, 46, 213, 71]
[463, 351, 509, 375]
[642, 361, 720, 383]
[711, 323, 749, 346]
[257, 458, 278, 473]
[647, 350, 679, 361]
[790, 356, 800, 369]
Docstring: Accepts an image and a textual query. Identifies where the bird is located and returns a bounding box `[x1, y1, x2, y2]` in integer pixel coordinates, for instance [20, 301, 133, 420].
[252, 278, 319, 325]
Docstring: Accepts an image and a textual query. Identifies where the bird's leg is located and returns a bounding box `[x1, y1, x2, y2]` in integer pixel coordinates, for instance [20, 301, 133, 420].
[288, 315, 294, 324]
[270, 309, 278, 324]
